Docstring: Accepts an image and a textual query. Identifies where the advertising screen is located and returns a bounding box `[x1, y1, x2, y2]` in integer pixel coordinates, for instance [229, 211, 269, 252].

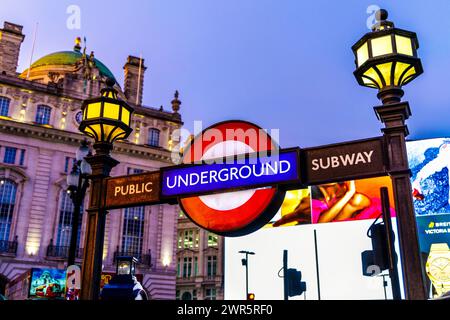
[407, 138, 450, 298]
[29, 268, 66, 299]
[265, 176, 395, 228]
[225, 176, 400, 300]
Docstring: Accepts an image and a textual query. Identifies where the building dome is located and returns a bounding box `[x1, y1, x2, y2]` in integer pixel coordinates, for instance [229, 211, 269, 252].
[19, 49, 116, 82]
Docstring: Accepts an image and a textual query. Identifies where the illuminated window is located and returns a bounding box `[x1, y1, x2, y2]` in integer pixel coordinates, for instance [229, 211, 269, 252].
[35, 105, 51, 125]
[205, 288, 216, 300]
[147, 128, 160, 147]
[207, 256, 217, 278]
[208, 233, 218, 247]
[0, 179, 17, 241]
[3, 147, 16, 164]
[121, 206, 145, 258]
[56, 190, 83, 248]
[178, 229, 199, 249]
[0, 97, 10, 117]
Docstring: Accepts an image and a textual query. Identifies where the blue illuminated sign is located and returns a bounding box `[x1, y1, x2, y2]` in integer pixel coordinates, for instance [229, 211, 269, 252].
[161, 149, 300, 197]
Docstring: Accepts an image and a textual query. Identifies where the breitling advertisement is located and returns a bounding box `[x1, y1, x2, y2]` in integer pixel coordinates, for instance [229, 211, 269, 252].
[407, 138, 450, 298]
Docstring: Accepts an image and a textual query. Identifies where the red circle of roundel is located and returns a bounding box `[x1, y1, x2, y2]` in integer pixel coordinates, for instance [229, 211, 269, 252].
[179, 120, 286, 237]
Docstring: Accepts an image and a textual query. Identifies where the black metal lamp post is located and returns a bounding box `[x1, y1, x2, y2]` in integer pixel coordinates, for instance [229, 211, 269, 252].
[78, 78, 134, 300]
[66, 140, 92, 266]
[352, 9, 427, 300]
[239, 250, 255, 300]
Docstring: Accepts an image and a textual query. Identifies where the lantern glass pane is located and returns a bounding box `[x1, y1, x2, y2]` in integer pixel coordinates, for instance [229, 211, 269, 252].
[362, 77, 378, 88]
[371, 35, 393, 57]
[357, 42, 369, 67]
[114, 131, 127, 141]
[121, 108, 130, 125]
[103, 124, 117, 141]
[103, 102, 120, 120]
[376, 62, 392, 87]
[363, 67, 382, 88]
[395, 35, 413, 56]
[86, 102, 101, 119]
[90, 124, 102, 140]
[394, 62, 410, 86]
[402, 67, 416, 85]
[118, 261, 131, 275]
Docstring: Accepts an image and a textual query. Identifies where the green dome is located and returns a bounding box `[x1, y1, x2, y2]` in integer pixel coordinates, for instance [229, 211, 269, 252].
[28, 51, 116, 81]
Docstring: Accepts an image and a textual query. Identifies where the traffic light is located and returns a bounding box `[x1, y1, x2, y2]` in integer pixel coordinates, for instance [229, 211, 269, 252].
[247, 293, 255, 300]
[286, 268, 306, 297]
[362, 223, 398, 276]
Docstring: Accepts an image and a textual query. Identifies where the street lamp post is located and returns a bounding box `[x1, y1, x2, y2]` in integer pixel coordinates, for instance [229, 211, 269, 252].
[78, 78, 134, 300]
[66, 140, 92, 267]
[352, 9, 427, 299]
[239, 250, 255, 299]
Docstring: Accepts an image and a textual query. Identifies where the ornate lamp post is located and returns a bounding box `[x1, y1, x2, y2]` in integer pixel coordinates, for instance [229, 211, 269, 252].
[78, 78, 134, 300]
[352, 9, 427, 299]
[66, 140, 92, 266]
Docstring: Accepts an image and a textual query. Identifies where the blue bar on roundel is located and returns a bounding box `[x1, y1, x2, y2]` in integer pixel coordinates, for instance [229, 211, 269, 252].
[161, 149, 300, 198]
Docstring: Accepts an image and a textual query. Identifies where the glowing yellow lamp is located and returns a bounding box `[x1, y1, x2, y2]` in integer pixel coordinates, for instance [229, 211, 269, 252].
[79, 78, 134, 144]
[352, 9, 423, 101]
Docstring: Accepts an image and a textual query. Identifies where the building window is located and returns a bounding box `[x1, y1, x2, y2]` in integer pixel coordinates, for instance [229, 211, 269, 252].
[19, 149, 25, 166]
[194, 256, 198, 276]
[193, 289, 197, 300]
[64, 157, 76, 174]
[3, 147, 17, 164]
[207, 256, 217, 278]
[178, 229, 199, 249]
[177, 258, 181, 277]
[0, 179, 17, 241]
[35, 105, 51, 125]
[176, 290, 180, 300]
[147, 128, 160, 147]
[121, 206, 145, 257]
[182, 257, 193, 278]
[0, 97, 10, 117]
[181, 291, 192, 300]
[208, 233, 218, 247]
[56, 190, 83, 248]
[127, 167, 144, 175]
[205, 288, 216, 300]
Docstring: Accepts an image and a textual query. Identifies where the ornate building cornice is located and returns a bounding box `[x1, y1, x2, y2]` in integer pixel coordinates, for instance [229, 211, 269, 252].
[0, 118, 175, 163]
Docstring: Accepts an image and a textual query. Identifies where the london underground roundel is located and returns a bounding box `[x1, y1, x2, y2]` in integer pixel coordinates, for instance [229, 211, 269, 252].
[179, 120, 286, 237]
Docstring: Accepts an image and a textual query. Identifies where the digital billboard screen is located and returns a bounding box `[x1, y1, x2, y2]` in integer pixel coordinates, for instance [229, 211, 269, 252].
[224, 176, 399, 300]
[29, 268, 66, 299]
[407, 137, 450, 298]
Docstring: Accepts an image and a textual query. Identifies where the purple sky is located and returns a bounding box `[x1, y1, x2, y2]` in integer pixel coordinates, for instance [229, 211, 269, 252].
[2, 0, 450, 148]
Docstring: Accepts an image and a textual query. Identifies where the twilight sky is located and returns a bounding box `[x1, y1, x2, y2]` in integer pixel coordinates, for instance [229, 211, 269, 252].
[2, 0, 450, 148]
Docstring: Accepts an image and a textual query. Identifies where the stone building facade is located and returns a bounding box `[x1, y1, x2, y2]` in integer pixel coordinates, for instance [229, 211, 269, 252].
[0, 21, 183, 299]
[176, 212, 224, 300]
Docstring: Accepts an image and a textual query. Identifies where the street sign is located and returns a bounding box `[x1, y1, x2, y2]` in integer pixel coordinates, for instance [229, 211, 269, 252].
[105, 171, 161, 210]
[161, 148, 300, 198]
[302, 137, 386, 185]
[179, 120, 286, 237]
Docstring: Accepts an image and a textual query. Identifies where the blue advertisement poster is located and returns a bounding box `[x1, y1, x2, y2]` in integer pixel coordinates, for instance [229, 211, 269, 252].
[29, 268, 66, 299]
[407, 138, 450, 298]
